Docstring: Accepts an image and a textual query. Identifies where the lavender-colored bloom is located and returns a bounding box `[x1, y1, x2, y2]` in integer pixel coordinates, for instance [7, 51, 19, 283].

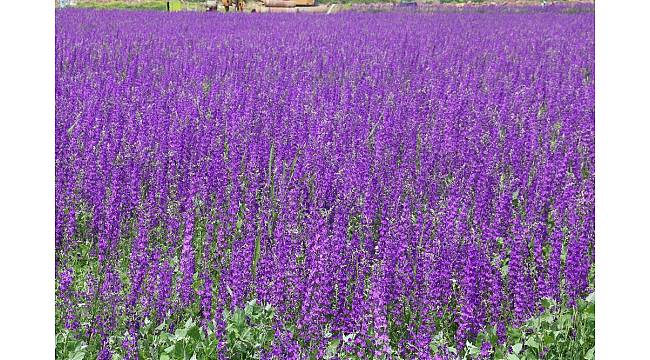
[56, 5, 594, 356]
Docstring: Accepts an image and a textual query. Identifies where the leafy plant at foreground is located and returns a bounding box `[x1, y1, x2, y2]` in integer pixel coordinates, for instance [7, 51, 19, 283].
[56, 300, 277, 360]
[55, 293, 595, 359]
[460, 293, 595, 360]
[224, 300, 277, 360]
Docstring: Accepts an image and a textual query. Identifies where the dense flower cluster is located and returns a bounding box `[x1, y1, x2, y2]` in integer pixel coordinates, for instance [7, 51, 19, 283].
[56, 8, 594, 358]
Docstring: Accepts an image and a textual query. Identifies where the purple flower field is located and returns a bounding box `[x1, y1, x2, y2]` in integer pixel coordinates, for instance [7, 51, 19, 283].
[56, 7, 594, 359]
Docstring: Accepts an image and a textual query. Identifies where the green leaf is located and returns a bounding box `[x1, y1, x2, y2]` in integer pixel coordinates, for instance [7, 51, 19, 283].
[501, 264, 509, 277]
[184, 318, 195, 328]
[174, 342, 184, 357]
[466, 341, 480, 356]
[525, 337, 539, 349]
[507, 354, 520, 360]
[508, 328, 523, 341]
[56, 331, 67, 344]
[512, 343, 523, 355]
[160, 355, 170, 360]
[164, 345, 175, 354]
[175, 327, 188, 339]
[585, 346, 595, 360]
[155, 321, 167, 332]
[326, 339, 340, 357]
[541, 298, 554, 310]
[540, 312, 554, 325]
[523, 349, 537, 359]
[543, 333, 555, 346]
[187, 325, 201, 341]
[70, 352, 86, 360]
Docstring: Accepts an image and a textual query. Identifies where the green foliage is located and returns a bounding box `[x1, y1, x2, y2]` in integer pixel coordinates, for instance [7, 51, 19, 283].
[55, 292, 595, 359]
[169, 0, 183, 11]
[459, 292, 595, 359]
[76, 1, 169, 11]
[55, 301, 277, 359]
[74, 1, 205, 11]
[136, 318, 219, 360]
[441, 0, 487, 3]
[224, 299, 277, 360]
[314, 292, 594, 360]
[325, 331, 400, 360]
[56, 329, 89, 360]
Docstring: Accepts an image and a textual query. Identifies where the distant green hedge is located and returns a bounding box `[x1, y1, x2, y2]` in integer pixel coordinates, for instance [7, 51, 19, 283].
[74, 1, 206, 11]
[76, 1, 169, 11]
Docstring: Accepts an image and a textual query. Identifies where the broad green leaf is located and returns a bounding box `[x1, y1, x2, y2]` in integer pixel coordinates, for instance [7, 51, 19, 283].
[540, 312, 554, 324]
[508, 328, 523, 341]
[56, 332, 67, 344]
[541, 298, 554, 310]
[326, 339, 340, 357]
[174, 342, 184, 357]
[512, 343, 523, 354]
[187, 325, 201, 341]
[175, 327, 188, 339]
[507, 354, 520, 360]
[585, 346, 595, 360]
[543, 333, 555, 346]
[466, 341, 480, 356]
[70, 352, 86, 360]
[523, 349, 537, 359]
[184, 318, 194, 328]
[525, 337, 539, 349]
[160, 355, 170, 360]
